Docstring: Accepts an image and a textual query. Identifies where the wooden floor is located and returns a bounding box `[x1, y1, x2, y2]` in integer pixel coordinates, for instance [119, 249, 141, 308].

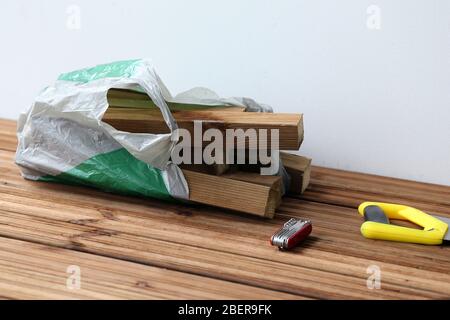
[0, 118, 449, 299]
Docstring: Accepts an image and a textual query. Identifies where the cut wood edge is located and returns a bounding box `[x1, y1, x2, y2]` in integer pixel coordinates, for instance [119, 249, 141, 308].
[238, 152, 312, 196]
[182, 169, 280, 218]
[223, 171, 283, 210]
[281, 152, 312, 195]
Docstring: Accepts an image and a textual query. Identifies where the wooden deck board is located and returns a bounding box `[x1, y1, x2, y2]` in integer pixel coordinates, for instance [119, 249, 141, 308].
[303, 167, 450, 215]
[0, 237, 300, 300]
[0, 118, 449, 299]
[0, 119, 17, 152]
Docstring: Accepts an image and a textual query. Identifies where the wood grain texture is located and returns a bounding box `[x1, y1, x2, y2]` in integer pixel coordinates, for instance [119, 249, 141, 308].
[0, 150, 449, 299]
[182, 169, 280, 218]
[302, 166, 450, 215]
[102, 108, 303, 150]
[179, 163, 232, 176]
[107, 88, 246, 111]
[108, 99, 245, 112]
[176, 147, 234, 175]
[223, 171, 283, 209]
[238, 152, 311, 195]
[2, 119, 450, 300]
[0, 119, 17, 152]
[0, 237, 299, 300]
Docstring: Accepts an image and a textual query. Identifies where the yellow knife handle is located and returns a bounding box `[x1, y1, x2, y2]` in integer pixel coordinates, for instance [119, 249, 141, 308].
[358, 202, 448, 245]
[360, 221, 444, 245]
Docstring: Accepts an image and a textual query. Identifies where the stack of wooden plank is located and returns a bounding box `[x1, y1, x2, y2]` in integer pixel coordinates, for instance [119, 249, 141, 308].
[102, 89, 312, 218]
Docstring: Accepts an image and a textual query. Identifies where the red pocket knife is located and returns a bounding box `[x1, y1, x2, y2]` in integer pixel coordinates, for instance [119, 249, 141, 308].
[270, 218, 312, 250]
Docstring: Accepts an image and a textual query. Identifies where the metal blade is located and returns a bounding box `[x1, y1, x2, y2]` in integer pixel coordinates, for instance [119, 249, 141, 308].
[432, 215, 450, 241]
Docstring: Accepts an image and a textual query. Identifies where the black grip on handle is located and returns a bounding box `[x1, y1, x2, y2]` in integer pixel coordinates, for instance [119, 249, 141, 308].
[364, 205, 390, 224]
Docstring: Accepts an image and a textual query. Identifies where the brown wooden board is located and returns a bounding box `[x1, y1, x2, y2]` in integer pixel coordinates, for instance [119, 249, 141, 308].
[107, 88, 246, 112]
[223, 171, 283, 209]
[179, 163, 232, 176]
[182, 169, 280, 218]
[0, 119, 17, 152]
[281, 152, 312, 194]
[0, 237, 299, 300]
[302, 166, 450, 215]
[102, 108, 303, 150]
[1, 119, 450, 299]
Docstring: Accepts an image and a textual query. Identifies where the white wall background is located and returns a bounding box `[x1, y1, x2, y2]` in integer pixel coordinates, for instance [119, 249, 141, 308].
[1, 0, 449, 185]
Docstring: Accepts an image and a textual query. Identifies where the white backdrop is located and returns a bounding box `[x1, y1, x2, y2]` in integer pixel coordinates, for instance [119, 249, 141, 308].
[1, 0, 449, 185]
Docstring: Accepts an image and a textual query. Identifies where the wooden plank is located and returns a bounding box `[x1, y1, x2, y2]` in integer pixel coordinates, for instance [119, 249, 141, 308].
[179, 163, 231, 176]
[1, 151, 449, 299]
[223, 171, 283, 208]
[300, 166, 450, 214]
[2, 169, 448, 278]
[182, 169, 280, 218]
[108, 88, 150, 101]
[102, 108, 303, 150]
[0, 205, 436, 300]
[2, 119, 450, 299]
[108, 88, 246, 112]
[0, 182, 447, 299]
[3, 149, 450, 275]
[176, 147, 234, 175]
[281, 153, 312, 194]
[238, 152, 311, 195]
[0, 237, 298, 300]
[0, 118, 16, 131]
[0, 119, 17, 152]
[108, 98, 245, 112]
